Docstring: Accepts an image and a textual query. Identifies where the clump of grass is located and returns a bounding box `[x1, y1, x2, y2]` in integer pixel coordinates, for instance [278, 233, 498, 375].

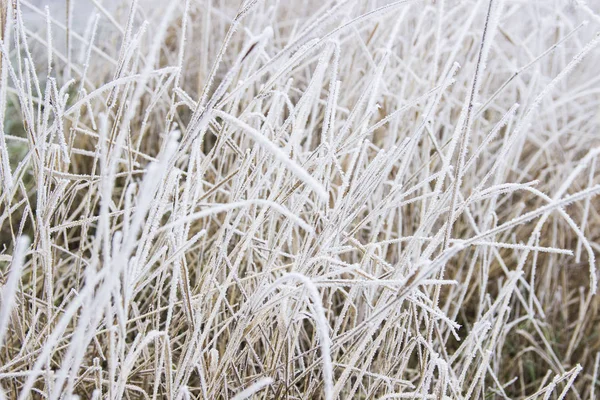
[1, 0, 600, 398]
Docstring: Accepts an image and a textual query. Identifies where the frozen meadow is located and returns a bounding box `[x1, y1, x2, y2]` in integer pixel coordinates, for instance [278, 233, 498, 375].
[1, 0, 600, 398]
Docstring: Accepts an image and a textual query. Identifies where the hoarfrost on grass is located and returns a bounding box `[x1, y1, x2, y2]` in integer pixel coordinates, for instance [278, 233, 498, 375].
[1, 0, 600, 398]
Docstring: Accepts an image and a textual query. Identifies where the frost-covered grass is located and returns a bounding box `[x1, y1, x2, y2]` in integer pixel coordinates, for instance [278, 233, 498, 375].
[1, 0, 600, 398]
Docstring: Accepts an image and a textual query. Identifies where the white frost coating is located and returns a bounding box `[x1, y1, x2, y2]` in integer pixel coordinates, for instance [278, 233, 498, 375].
[260, 273, 334, 400]
[3, 0, 600, 398]
[215, 110, 328, 202]
[157, 200, 314, 235]
[231, 377, 274, 400]
[0, 237, 29, 348]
